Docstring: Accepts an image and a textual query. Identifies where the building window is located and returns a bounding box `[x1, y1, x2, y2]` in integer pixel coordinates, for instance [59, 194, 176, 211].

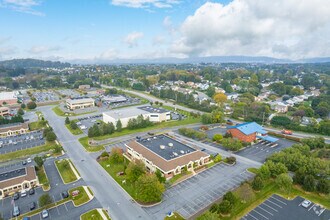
[150, 115, 158, 118]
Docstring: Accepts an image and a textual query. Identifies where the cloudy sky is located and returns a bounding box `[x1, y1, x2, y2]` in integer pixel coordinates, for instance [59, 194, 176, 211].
[0, 0, 329, 61]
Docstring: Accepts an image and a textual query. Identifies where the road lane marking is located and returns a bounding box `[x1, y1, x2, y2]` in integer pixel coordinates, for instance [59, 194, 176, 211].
[261, 203, 278, 212]
[308, 204, 315, 211]
[257, 206, 273, 216]
[271, 196, 287, 205]
[247, 213, 259, 220]
[265, 199, 282, 208]
[252, 209, 269, 219]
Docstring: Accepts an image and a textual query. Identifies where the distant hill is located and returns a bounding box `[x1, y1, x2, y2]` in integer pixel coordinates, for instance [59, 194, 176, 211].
[0, 59, 71, 68]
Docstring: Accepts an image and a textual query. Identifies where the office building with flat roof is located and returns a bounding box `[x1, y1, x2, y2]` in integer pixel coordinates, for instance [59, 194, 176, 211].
[0, 123, 29, 137]
[125, 134, 210, 179]
[0, 91, 18, 105]
[103, 106, 171, 128]
[66, 98, 95, 110]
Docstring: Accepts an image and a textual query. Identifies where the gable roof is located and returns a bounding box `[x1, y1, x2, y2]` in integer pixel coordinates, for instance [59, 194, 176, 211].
[229, 122, 266, 135]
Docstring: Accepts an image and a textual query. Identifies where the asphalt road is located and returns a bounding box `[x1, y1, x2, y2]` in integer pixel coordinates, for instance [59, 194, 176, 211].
[39, 106, 152, 220]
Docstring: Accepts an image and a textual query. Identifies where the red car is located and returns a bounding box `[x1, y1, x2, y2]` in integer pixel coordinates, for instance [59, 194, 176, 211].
[281, 129, 292, 135]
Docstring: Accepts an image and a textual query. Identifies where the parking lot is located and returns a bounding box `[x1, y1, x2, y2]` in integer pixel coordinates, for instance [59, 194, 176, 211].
[144, 162, 255, 220]
[0, 131, 45, 154]
[56, 89, 82, 99]
[32, 91, 60, 103]
[100, 95, 142, 109]
[243, 195, 330, 220]
[0, 156, 101, 219]
[236, 138, 295, 162]
[77, 114, 103, 135]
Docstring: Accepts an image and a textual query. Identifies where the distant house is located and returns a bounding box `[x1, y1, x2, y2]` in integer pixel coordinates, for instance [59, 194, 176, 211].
[226, 93, 240, 101]
[270, 102, 288, 113]
[78, 84, 91, 90]
[193, 92, 210, 103]
[301, 117, 314, 126]
[227, 122, 278, 143]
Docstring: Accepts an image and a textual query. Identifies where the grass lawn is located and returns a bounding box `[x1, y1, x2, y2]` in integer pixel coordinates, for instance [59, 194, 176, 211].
[0, 142, 58, 163]
[164, 212, 185, 220]
[69, 186, 91, 206]
[52, 106, 96, 117]
[29, 120, 48, 131]
[99, 158, 139, 201]
[93, 117, 200, 141]
[79, 136, 105, 152]
[65, 119, 83, 135]
[247, 167, 258, 174]
[168, 171, 192, 185]
[55, 159, 78, 184]
[36, 166, 50, 191]
[81, 209, 111, 220]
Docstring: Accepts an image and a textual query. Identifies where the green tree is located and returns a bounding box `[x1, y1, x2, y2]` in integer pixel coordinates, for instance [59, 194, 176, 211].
[270, 116, 292, 127]
[34, 156, 44, 168]
[213, 134, 223, 143]
[125, 160, 146, 182]
[65, 117, 70, 125]
[17, 108, 24, 115]
[201, 113, 213, 124]
[303, 175, 316, 192]
[275, 173, 293, 194]
[252, 176, 264, 191]
[266, 161, 288, 177]
[213, 154, 222, 163]
[223, 191, 236, 205]
[155, 169, 166, 184]
[109, 147, 124, 164]
[39, 193, 53, 207]
[27, 101, 37, 109]
[70, 121, 78, 130]
[21, 103, 26, 109]
[317, 179, 330, 194]
[218, 200, 232, 214]
[116, 119, 122, 131]
[258, 165, 271, 180]
[135, 174, 165, 203]
[46, 131, 57, 141]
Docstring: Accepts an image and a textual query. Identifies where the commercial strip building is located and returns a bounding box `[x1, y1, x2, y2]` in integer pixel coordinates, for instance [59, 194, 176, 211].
[0, 91, 18, 105]
[66, 98, 95, 110]
[0, 106, 10, 117]
[125, 134, 210, 180]
[0, 123, 29, 137]
[103, 106, 171, 128]
[227, 122, 278, 143]
[103, 95, 127, 104]
[0, 167, 39, 199]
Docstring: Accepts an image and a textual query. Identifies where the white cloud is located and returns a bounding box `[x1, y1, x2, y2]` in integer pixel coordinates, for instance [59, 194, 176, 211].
[123, 31, 144, 47]
[111, 0, 180, 9]
[28, 45, 61, 54]
[98, 48, 119, 60]
[0, 0, 44, 16]
[171, 0, 330, 59]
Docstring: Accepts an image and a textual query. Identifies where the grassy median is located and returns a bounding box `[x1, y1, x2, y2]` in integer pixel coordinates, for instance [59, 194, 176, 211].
[65, 119, 83, 135]
[79, 136, 105, 152]
[81, 209, 111, 220]
[0, 142, 58, 163]
[69, 186, 91, 206]
[55, 159, 78, 184]
[36, 166, 50, 191]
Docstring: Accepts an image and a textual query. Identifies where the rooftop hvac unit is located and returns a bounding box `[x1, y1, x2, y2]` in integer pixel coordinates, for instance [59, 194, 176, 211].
[160, 145, 165, 150]
[168, 143, 173, 147]
[173, 152, 178, 156]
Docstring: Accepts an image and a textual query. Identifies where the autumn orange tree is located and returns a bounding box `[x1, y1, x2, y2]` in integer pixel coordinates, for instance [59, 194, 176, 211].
[213, 93, 227, 105]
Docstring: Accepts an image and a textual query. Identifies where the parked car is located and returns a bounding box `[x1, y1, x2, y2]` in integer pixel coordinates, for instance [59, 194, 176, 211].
[147, 132, 155, 136]
[30, 202, 36, 210]
[41, 209, 49, 218]
[301, 200, 311, 208]
[21, 190, 27, 197]
[29, 188, 35, 195]
[61, 191, 69, 198]
[226, 119, 234, 125]
[22, 160, 27, 165]
[27, 158, 32, 163]
[13, 192, 20, 200]
[13, 206, 20, 217]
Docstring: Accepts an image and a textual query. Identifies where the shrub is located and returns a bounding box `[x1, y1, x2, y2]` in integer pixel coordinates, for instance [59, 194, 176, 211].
[27, 101, 37, 109]
[303, 175, 316, 192]
[213, 134, 223, 143]
[225, 156, 236, 164]
[218, 200, 232, 214]
[39, 193, 53, 207]
[252, 176, 264, 191]
[101, 151, 109, 158]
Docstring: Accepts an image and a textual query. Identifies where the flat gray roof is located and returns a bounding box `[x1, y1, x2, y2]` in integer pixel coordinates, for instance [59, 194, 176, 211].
[136, 134, 196, 160]
[66, 98, 94, 104]
[103, 107, 148, 120]
[137, 106, 169, 114]
[0, 168, 26, 182]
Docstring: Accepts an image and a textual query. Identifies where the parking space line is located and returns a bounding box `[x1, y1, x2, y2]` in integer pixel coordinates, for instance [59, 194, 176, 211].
[247, 213, 260, 220]
[252, 209, 269, 219]
[261, 203, 278, 212]
[308, 204, 315, 211]
[63, 202, 68, 211]
[265, 199, 282, 208]
[271, 196, 287, 205]
[257, 206, 273, 216]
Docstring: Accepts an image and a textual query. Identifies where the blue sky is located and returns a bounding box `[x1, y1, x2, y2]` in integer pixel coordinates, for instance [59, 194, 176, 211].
[0, 0, 329, 61]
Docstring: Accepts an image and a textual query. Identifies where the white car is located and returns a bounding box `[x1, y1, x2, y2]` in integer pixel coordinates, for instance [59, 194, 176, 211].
[20, 190, 27, 197]
[41, 209, 49, 218]
[26, 158, 32, 163]
[80, 125, 87, 130]
[301, 200, 311, 208]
